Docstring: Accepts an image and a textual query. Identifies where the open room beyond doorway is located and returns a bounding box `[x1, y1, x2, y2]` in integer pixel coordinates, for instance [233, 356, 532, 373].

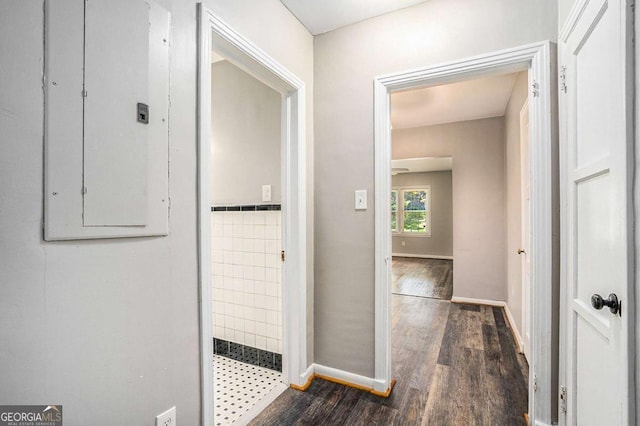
[388, 67, 532, 419]
[374, 42, 557, 425]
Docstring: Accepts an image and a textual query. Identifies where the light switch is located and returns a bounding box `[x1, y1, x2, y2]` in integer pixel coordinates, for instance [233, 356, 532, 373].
[262, 185, 272, 202]
[355, 190, 367, 210]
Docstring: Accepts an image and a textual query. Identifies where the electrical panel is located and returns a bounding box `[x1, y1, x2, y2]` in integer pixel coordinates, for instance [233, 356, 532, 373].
[44, 0, 170, 240]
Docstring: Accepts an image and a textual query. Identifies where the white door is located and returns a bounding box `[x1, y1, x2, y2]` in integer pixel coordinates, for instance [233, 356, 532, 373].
[520, 99, 531, 362]
[559, 0, 633, 424]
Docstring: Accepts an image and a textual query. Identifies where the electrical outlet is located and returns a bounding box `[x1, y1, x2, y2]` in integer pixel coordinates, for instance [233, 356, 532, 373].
[156, 407, 176, 426]
[401, 241, 406, 247]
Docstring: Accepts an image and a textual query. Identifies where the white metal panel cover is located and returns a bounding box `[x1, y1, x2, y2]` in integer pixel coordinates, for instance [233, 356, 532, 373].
[44, 0, 170, 239]
[83, 0, 150, 226]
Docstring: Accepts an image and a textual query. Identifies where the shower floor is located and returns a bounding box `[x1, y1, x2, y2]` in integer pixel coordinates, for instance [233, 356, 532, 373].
[213, 354, 284, 425]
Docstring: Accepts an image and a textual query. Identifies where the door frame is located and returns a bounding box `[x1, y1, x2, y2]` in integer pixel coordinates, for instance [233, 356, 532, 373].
[520, 98, 532, 361]
[197, 5, 308, 425]
[373, 41, 557, 424]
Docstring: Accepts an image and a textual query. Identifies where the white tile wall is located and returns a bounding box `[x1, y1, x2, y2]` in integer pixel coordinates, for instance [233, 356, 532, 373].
[211, 210, 282, 353]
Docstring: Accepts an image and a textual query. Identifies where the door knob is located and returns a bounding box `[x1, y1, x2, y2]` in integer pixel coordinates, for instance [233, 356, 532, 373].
[591, 293, 620, 315]
[517, 249, 526, 255]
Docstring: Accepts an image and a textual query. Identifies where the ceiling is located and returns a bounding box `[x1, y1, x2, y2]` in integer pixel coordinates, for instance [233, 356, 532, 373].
[390, 73, 519, 130]
[391, 157, 452, 175]
[280, 0, 429, 35]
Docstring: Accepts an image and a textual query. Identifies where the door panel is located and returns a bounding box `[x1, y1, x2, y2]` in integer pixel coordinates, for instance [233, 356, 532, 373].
[560, 0, 632, 424]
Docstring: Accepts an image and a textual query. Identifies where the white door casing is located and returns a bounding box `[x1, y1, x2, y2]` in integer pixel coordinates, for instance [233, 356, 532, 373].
[197, 5, 308, 426]
[520, 99, 532, 362]
[559, 0, 634, 424]
[374, 41, 557, 424]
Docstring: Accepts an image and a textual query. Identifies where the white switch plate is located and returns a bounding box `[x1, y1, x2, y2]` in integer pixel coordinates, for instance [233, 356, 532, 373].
[262, 185, 272, 202]
[355, 190, 367, 210]
[156, 406, 176, 426]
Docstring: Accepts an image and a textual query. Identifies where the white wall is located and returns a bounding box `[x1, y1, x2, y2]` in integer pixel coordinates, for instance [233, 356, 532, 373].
[0, 0, 313, 424]
[391, 171, 453, 257]
[313, 0, 556, 378]
[504, 72, 528, 336]
[211, 61, 281, 205]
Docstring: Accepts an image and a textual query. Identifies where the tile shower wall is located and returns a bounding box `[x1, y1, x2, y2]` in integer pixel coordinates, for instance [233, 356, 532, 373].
[211, 209, 282, 354]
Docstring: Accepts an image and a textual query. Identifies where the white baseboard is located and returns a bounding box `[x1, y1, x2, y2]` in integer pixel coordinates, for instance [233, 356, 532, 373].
[312, 363, 375, 390]
[298, 364, 314, 387]
[450, 296, 506, 307]
[503, 303, 525, 353]
[392, 253, 453, 260]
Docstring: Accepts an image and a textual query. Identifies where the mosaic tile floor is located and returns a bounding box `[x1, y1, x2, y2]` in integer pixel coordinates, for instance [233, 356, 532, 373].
[213, 354, 283, 425]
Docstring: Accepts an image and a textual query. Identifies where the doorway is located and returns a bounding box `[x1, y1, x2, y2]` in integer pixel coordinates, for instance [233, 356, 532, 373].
[197, 7, 309, 425]
[391, 157, 453, 300]
[374, 42, 557, 425]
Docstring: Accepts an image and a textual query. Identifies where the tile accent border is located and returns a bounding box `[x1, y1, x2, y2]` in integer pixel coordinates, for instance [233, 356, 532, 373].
[213, 338, 282, 372]
[212, 204, 281, 212]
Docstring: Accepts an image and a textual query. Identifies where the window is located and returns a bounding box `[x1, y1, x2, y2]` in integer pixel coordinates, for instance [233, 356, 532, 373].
[391, 187, 431, 236]
[391, 190, 398, 232]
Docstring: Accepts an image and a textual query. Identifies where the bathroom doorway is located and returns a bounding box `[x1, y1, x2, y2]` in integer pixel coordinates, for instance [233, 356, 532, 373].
[197, 7, 309, 425]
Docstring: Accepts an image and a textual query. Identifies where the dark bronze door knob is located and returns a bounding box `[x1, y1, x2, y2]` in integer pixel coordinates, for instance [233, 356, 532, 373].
[591, 293, 620, 315]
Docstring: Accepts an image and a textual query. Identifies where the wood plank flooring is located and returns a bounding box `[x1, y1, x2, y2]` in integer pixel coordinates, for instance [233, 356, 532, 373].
[392, 257, 453, 300]
[249, 297, 528, 425]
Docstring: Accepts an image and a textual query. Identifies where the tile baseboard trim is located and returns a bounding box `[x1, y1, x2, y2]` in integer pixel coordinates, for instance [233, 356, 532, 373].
[213, 338, 282, 372]
[211, 204, 281, 211]
[392, 253, 453, 260]
[450, 296, 506, 307]
[289, 363, 395, 398]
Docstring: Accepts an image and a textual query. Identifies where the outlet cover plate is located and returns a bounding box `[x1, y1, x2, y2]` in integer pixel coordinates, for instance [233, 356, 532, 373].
[156, 406, 176, 426]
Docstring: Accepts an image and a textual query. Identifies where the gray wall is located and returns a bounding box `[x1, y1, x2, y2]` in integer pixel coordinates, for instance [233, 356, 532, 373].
[313, 0, 556, 378]
[211, 61, 281, 205]
[0, 0, 313, 424]
[394, 118, 506, 304]
[504, 72, 528, 337]
[391, 171, 453, 257]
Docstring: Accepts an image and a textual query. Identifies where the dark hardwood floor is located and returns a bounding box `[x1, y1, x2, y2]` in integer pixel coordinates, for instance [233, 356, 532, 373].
[392, 257, 453, 300]
[249, 298, 528, 425]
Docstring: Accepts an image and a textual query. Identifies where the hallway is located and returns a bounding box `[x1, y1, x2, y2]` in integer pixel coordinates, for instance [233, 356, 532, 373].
[249, 297, 528, 425]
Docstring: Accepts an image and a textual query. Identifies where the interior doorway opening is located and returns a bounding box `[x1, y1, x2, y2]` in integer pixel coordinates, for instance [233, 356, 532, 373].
[197, 7, 309, 425]
[374, 41, 557, 425]
[386, 70, 532, 424]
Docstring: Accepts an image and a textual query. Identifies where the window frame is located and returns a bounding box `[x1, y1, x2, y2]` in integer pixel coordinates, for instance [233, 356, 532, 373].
[391, 186, 432, 237]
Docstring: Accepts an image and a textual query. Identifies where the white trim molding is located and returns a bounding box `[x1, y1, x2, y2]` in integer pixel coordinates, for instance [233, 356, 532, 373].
[197, 5, 308, 425]
[504, 303, 525, 354]
[374, 41, 556, 425]
[392, 253, 453, 260]
[450, 296, 506, 307]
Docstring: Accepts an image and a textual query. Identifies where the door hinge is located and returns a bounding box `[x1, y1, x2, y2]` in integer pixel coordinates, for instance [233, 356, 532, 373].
[81, 186, 87, 194]
[531, 81, 539, 97]
[281, 250, 285, 262]
[560, 66, 567, 93]
[533, 374, 538, 392]
[560, 385, 567, 414]
[81, 90, 88, 98]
